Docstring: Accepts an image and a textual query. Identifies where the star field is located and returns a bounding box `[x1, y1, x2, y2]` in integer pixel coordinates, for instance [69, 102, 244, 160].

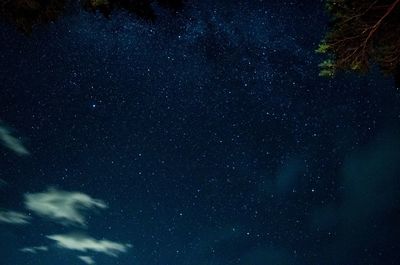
[1, 1, 400, 265]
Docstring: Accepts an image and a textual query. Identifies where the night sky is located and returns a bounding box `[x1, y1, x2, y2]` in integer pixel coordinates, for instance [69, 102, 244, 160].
[1, 1, 400, 265]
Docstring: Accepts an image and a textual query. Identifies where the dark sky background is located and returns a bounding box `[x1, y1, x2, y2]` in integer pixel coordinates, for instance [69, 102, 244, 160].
[1, 1, 400, 265]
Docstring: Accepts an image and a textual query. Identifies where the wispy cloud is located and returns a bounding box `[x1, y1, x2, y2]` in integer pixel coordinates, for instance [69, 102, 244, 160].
[312, 132, 400, 263]
[0, 123, 29, 156]
[0, 178, 7, 187]
[24, 188, 107, 226]
[0, 210, 31, 224]
[78, 256, 95, 264]
[20, 245, 48, 254]
[47, 233, 131, 257]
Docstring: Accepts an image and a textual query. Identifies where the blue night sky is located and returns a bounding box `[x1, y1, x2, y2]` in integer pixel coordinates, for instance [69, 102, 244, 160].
[1, 1, 400, 265]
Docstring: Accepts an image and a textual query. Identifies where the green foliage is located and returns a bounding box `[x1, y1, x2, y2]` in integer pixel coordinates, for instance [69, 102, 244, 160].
[318, 59, 335, 77]
[315, 42, 330, 54]
[318, 0, 400, 86]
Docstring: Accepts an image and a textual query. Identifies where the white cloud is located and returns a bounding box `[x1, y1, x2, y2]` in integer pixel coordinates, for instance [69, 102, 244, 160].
[20, 245, 48, 254]
[0, 124, 29, 156]
[78, 256, 95, 264]
[0, 210, 31, 224]
[24, 188, 107, 226]
[47, 233, 131, 257]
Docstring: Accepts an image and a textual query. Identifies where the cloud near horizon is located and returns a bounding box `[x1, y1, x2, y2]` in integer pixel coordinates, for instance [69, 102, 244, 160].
[0, 123, 29, 156]
[0, 210, 31, 224]
[20, 245, 49, 254]
[78, 256, 95, 264]
[47, 233, 132, 257]
[24, 188, 107, 226]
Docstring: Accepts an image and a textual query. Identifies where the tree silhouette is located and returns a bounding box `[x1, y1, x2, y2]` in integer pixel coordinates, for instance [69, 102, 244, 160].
[0, 0, 66, 33]
[317, 0, 400, 87]
[0, 0, 183, 33]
